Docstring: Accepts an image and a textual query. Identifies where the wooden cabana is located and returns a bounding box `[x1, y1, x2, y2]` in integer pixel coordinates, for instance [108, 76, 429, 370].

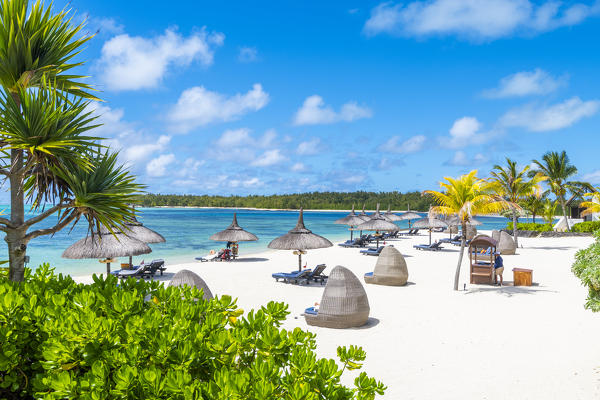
[468, 235, 498, 285]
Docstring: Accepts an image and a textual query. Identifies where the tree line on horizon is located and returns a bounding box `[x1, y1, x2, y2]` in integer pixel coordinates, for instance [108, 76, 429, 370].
[139, 191, 433, 211]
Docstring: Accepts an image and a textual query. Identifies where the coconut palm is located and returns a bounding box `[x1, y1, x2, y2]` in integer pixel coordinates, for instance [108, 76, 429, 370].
[522, 191, 547, 223]
[542, 199, 558, 225]
[530, 151, 591, 231]
[425, 170, 507, 291]
[581, 187, 600, 217]
[489, 158, 545, 247]
[0, 0, 142, 282]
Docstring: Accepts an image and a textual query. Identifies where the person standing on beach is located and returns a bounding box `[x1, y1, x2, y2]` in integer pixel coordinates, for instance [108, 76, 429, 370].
[494, 253, 504, 286]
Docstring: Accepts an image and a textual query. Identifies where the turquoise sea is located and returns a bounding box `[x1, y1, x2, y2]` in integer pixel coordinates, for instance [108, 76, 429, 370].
[0, 207, 537, 277]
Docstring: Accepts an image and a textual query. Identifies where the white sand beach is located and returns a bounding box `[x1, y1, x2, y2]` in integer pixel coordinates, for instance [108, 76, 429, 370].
[75, 231, 600, 399]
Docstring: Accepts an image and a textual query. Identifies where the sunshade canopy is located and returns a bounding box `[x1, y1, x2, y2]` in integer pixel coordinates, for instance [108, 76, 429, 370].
[62, 229, 152, 259]
[124, 218, 166, 244]
[334, 204, 366, 226]
[356, 204, 399, 232]
[412, 218, 449, 229]
[268, 209, 333, 250]
[209, 213, 259, 242]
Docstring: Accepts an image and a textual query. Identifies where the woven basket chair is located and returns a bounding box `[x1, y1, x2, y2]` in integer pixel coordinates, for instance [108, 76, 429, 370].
[492, 230, 516, 255]
[364, 246, 408, 286]
[168, 269, 213, 300]
[305, 266, 370, 329]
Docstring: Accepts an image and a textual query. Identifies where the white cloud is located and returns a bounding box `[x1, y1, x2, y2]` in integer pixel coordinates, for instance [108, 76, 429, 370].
[380, 134, 426, 153]
[582, 170, 600, 184]
[440, 116, 489, 148]
[500, 97, 600, 132]
[97, 28, 224, 91]
[291, 162, 306, 172]
[296, 138, 322, 155]
[146, 154, 176, 177]
[251, 149, 287, 167]
[125, 135, 171, 164]
[293, 95, 372, 125]
[238, 46, 258, 62]
[483, 68, 566, 98]
[169, 84, 269, 133]
[363, 0, 600, 40]
[445, 151, 489, 166]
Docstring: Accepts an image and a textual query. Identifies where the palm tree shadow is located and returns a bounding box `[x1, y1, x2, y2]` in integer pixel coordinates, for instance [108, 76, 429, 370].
[234, 257, 269, 262]
[465, 282, 556, 297]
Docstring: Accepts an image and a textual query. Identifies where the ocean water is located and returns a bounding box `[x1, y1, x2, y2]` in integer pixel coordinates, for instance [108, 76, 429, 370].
[0, 207, 538, 277]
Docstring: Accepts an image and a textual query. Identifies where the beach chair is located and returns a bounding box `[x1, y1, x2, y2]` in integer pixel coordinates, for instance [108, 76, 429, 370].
[272, 269, 312, 284]
[360, 246, 385, 256]
[147, 259, 166, 276]
[112, 263, 149, 279]
[408, 228, 420, 235]
[303, 264, 328, 284]
[440, 235, 461, 244]
[413, 242, 443, 251]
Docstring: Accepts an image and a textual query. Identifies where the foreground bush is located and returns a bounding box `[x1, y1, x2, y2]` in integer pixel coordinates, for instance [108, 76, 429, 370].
[0, 265, 385, 399]
[506, 222, 553, 232]
[572, 220, 600, 233]
[572, 231, 600, 312]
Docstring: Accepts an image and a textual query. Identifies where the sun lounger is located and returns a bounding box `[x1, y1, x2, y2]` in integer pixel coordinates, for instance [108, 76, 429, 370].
[440, 235, 461, 244]
[303, 264, 328, 284]
[360, 246, 385, 256]
[272, 269, 312, 284]
[413, 242, 443, 251]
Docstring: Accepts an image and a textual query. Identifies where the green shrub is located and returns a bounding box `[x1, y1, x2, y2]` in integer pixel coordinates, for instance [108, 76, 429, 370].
[0, 265, 385, 399]
[506, 222, 553, 232]
[572, 221, 600, 233]
[572, 231, 600, 312]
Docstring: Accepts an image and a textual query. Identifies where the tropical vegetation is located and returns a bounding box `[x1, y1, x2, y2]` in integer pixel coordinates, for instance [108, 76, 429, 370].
[0, 265, 385, 399]
[571, 221, 600, 233]
[581, 187, 600, 217]
[424, 170, 507, 290]
[572, 231, 600, 312]
[140, 191, 432, 211]
[530, 151, 592, 231]
[490, 157, 544, 247]
[0, 0, 143, 281]
[506, 222, 553, 232]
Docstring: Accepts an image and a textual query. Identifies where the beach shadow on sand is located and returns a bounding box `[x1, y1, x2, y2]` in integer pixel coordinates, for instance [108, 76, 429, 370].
[233, 257, 269, 262]
[524, 245, 579, 251]
[353, 317, 380, 330]
[464, 282, 557, 297]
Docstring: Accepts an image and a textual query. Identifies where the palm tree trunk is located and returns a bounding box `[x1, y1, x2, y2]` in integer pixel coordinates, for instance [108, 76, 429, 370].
[6, 148, 27, 282]
[454, 221, 467, 291]
[532, 212, 536, 224]
[559, 196, 570, 231]
[512, 208, 519, 248]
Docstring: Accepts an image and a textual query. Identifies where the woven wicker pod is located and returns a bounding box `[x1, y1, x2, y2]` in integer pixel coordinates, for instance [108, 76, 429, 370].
[492, 230, 516, 255]
[168, 269, 213, 300]
[364, 246, 408, 286]
[466, 225, 478, 240]
[305, 266, 370, 329]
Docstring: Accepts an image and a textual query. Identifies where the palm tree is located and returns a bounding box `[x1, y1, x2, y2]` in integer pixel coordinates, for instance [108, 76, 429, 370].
[522, 191, 547, 223]
[581, 187, 600, 217]
[0, 0, 142, 282]
[489, 158, 544, 247]
[425, 170, 507, 290]
[530, 151, 591, 231]
[542, 199, 558, 225]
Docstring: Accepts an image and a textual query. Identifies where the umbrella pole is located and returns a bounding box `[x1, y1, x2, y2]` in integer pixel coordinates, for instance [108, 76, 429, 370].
[350, 227, 353, 241]
[298, 253, 302, 271]
[429, 229, 432, 245]
[106, 262, 111, 275]
[129, 255, 133, 268]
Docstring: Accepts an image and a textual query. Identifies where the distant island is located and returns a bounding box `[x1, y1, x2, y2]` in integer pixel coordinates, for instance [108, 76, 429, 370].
[139, 191, 432, 211]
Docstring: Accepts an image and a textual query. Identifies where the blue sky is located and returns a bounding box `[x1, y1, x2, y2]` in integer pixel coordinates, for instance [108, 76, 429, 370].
[50, 0, 600, 196]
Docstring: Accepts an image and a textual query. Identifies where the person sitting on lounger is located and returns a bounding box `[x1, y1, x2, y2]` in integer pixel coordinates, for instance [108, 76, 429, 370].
[494, 253, 504, 286]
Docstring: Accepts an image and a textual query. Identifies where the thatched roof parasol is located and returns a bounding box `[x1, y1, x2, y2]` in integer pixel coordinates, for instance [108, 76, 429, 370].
[383, 204, 402, 221]
[209, 213, 258, 242]
[268, 208, 333, 270]
[334, 204, 366, 240]
[447, 216, 482, 226]
[168, 269, 213, 300]
[62, 227, 152, 274]
[356, 203, 398, 232]
[356, 204, 370, 222]
[412, 217, 449, 245]
[124, 217, 166, 244]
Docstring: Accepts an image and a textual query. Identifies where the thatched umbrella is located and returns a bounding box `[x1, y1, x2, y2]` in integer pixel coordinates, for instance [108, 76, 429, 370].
[268, 208, 333, 271]
[334, 204, 366, 240]
[412, 217, 449, 245]
[123, 217, 165, 266]
[383, 204, 402, 222]
[356, 203, 399, 247]
[446, 216, 482, 238]
[209, 213, 258, 257]
[397, 205, 422, 229]
[62, 227, 152, 274]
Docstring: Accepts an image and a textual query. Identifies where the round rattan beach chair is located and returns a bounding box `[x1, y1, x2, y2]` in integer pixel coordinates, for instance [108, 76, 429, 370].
[304, 266, 370, 329]
[364, 246, 408, 286]
[168, 269, 213, 300]
[466, 225, 478, 240]
[492, 230, 516, 255]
